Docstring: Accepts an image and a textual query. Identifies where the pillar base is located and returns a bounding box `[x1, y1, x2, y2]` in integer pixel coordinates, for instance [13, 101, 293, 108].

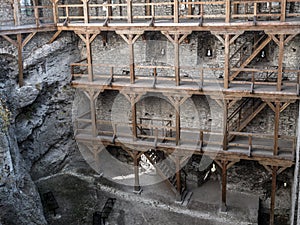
[133, 187, 143, 194]
[220, 202, 227, 212]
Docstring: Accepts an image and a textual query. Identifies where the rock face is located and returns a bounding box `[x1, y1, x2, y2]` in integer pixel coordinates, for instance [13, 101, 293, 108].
[0, 32, 80, 224]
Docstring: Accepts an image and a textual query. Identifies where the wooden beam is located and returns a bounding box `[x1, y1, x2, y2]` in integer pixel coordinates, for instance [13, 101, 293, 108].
[145, 0, 151, 16]
[22, 32, 37, 48]
[223, 101, 228, 150]
[230, 36, 272, 81]
[221, 160, 228, 211]
[133, 151, 141, 192]
[84, 90, 101, 137]
[174, 33, 180, 86]
[129, 35, 135, 84]
[284, 33, 298, 45]
[277, 34, 284, 91]
[274, 102, 280, 156]
[48, 30, 62, 44]
[86, 33, 93, 82]
[174, 0, 179, 23]
[51, 0, 59, 24]
[187, 0, 193, 16]
[225, 0, 230, 23]
[270, 166, 278, 225]
[281, 0, 286, 22]
[224, 34, 230, 89]
[17, 34, 23, 87]
[127, 0, 133, 23]
[13, 0, 20, 26]
[81, 0, 89, 23]
[175, 156, 181, 194]
[1, 35, 17, 47]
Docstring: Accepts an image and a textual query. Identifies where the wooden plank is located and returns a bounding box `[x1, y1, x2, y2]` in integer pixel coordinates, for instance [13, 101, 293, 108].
[224, 34, 230, 89]
[17, 34, 23, 87]
[277, 34, 284, 91]
[270, 166, 278, 225]
[230, 36, 272, 81]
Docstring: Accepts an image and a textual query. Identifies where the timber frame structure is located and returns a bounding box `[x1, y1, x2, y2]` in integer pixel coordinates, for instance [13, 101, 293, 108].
[1, 1, 300, 224]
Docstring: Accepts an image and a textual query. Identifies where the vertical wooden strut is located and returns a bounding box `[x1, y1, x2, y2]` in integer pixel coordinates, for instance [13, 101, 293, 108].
[75, 32, 100, 82]
[51, 0, 59, 24]
[270, 166, 278, 225]
[223, 100, 228, 150]
[81, 0, 89, 23]
[225, 0, 230, 23]
[13, 0, 20, 26]
[133, 151, 141, 192]
[175, 156, 181, 197]
[221, 160, 227, 212]
[161, 31, 191, 86]
[224, 34, 230, 89]
[145, 0, 151, 16]
[127, 0, 133, 23]
[280, 0, 287, 22]
[174, 0, 179, 23]
[273, 101, 280, 155]
[187, 0, 193, 16]
[277, 34, 285, 91]
[84, 89, 101, 137]
[17, 34, 24, 87]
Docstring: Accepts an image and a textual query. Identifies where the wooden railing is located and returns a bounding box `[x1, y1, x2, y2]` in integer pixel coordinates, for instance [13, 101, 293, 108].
[70, 61, 300, 93]
[74, 117, 296, 159]
[54, 0, 300, 24]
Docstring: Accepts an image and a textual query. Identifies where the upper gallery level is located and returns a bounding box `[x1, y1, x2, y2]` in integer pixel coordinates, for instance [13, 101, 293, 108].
[1, 0, 300, 34]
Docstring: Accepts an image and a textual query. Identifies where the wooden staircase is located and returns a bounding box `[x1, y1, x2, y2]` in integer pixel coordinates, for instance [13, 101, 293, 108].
[228, 98, 267, 141]
[144, 149, 188, 202]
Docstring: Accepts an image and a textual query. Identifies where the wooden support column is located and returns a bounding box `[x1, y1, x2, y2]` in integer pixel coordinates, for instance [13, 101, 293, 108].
[224, 34, 230, 89]
[270, 166, 278, 225]
[225, 0, 230, 23]
[277, 34, 284, 91]
[133, 151, 142, 192]
[2, 32, 36, 86]
[161, 31, 191, 86]
[13, 0, 20, 25]
[127, 0, 132, 23]
[81, 0, 89, 23]
[274, 101, 280, 156]
[51, 0, 59, 24]
[84, 89, 101, 137]
[117, 31, 144, 84]
[174, 0, 179, 23]
[164, 94, 190, 146]
[107, 0, 112, 18]
[17, 34, 24, 87]
[280, 0, 286, 22]
[122, 91, 144, 140]
[175, 156, 181, 197]
[75, 32, 100, 82]
[145, 0, 151, 16]
[223, 100, 228, 150]
[187, 0, 193, 16]
[221, 160, 227, 211]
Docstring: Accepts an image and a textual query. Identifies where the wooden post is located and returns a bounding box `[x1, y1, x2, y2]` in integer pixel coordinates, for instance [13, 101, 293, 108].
[13, 0, 20, 26]
[281, 0, 286, 22]
[274, 102, 280, 155]
[17, 34, 24, 87]
[133, 152, 141, 192]
[277, 34, 284, 91]
[145, 0, 151, 16]
[51, 0, 59, 24]
[187, 0, 193, 16]
[81, 0, 89, 23]
[33, 0, 40, 26]
[225, 0, 230, 23]
[132, 100, 137, 139]
[175, 103, 180, 146]
[224, 34, 230, 89]
[221, 160, 227, 212]
[174, 34, 180, 86]
[270, 166, 278, 225]
[86, 34, 93, 82]
[90, 93, 97, 137]
[174, 0, 179, 23]
[223, 101, 228, 150]
[127, 0, 132, 23]
[107, 0, 112, 18]
[175, 156, 181, 194]
[129, 35, 135, 84]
